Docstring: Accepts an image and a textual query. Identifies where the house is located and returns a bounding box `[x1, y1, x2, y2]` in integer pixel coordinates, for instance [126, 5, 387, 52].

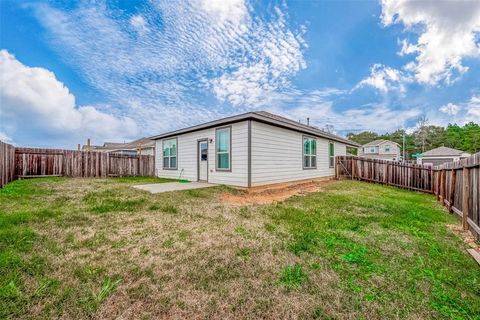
[150, 111, 360, 187]
[416, 146, 471, 166]
[82, 137, 155, 155]
[359, 139, 401, 161]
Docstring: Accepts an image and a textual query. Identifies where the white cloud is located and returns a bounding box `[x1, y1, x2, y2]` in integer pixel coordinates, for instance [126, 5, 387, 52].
[439, 103, 460, 116]
[467, 95, 480, 122]
[252, 88, 421, 133]
[356, 64, 409, 93]
[130, 15, 149, 34]
[427, 95, 480, 126]
[381, 0, 480, 85]
[0, 50, 137, 146]
[0, 131, 12, 143]
[30, 1, 306, 126]
[199, 0, 247, 25]
[209, 6, 307, 106]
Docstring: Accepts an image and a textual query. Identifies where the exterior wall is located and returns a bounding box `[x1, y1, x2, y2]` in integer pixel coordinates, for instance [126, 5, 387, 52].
[359, 141, 401, 160]
[139, 147, 155, 156]
[417, 156, 459, 166]
[155, 121, 248, 187]
[250, 121, 347, 186]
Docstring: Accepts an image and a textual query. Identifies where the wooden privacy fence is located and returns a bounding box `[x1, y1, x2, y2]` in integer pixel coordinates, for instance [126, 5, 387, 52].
[336, 156, 433, 193]
[336, 154, 480, 240]
[0, 140, 155, 188]
[433, 153, 480, 240]
[14, 148, 155, 178]
[0, 141, 16, 188]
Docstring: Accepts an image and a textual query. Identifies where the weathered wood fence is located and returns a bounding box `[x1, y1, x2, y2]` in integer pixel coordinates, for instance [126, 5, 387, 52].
[336, 154, 480, 239]
[0, 141, 155, 188]
[14, 148, 155, 178]
[0, 141, 16, 188]
[336, 156, 433, 193]
[434, 153, 480, 240]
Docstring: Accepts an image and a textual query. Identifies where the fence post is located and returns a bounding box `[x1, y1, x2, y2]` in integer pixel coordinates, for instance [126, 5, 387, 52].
[351, 158, 355, 180]
[448, 169, 456, 213]
[441, 169, 447, 206]
[335, 157, 339, 180]
[462, 167, 470, 230]
[430, 168, 434, 194]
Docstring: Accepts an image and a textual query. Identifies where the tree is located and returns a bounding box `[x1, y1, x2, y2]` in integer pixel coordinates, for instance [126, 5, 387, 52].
[414, 114, 429, 152]
[346, 131, 379, 145]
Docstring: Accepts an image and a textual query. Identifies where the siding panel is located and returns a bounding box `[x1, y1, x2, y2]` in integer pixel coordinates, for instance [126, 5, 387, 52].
[155, 121, 248, 187]
[251, 121, 347, 186]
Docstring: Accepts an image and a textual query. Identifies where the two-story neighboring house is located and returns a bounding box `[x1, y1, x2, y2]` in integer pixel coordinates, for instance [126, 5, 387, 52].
[359, 139, 401, 161]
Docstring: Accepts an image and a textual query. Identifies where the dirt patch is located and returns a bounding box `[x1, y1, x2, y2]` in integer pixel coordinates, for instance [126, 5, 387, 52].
[221, 179, 334, 205]
[446, 224, 480, 252]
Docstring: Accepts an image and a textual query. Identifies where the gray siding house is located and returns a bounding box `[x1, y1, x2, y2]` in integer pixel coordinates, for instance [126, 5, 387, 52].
[359, 139, 401, 161]
[150, 111, 360, 187]
[416, 146, 471, 166]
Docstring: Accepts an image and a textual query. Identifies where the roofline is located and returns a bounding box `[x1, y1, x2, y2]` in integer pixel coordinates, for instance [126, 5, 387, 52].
[362, 140, 401, 147]
[149, 112, 360, 147]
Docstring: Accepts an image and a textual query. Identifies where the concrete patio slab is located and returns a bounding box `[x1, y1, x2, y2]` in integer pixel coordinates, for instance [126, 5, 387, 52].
[133, 181, 217, 194]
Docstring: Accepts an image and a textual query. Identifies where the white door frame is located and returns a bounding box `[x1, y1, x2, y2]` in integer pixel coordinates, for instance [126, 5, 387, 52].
[197, 139, 209, 182]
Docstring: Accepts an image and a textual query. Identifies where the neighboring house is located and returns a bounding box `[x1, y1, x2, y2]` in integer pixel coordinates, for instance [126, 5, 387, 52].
[416, 147, 471, 166]
[150, 111, 360, 187]
[82, 137, 155, 155]
[359, 140, 401, 161]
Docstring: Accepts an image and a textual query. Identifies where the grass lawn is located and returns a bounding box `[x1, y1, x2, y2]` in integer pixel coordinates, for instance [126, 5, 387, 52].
[0, 177, 479, 319]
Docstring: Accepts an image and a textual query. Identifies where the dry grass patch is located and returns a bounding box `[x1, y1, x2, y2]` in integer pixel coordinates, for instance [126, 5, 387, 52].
[1, 178, 479, 319]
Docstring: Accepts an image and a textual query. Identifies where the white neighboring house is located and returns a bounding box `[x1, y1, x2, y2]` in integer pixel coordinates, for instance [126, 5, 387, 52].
[416, 147, 471, 166]
[359, 140, 401, 161]
[150, 111, 360, 187]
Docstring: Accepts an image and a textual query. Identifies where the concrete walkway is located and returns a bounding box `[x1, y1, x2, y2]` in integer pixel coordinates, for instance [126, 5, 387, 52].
[133, 181, 217, 194]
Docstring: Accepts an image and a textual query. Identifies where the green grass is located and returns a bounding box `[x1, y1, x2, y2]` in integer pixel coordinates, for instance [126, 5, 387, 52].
[0, 178, 478, 319]
[266, 181, 480, 319]
[279, 264, 307, 289]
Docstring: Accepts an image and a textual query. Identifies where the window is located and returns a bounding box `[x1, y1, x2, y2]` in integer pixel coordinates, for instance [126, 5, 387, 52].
[303, 136, 317, 169]
[329, 142, 335, 168]
[216, 127, 231, 170]
[162, 138, 177, 169]
[385, 145, 391, 152]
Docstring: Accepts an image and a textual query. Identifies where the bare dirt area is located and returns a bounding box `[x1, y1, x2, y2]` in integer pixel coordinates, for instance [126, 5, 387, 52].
[447, 223, 480, 251]
[221, 179, 334, 205]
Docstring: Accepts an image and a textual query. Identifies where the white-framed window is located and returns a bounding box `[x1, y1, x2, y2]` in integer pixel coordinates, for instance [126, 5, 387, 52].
[385, 145, 391, 152]
[216, 126, 231, 171]
[329, 142, 335, 168]
[303, 136, 317, 169]
[162, 138, 177, 170]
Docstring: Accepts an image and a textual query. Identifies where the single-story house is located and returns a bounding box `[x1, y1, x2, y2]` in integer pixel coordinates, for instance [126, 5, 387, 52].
[416, 146, 471, 166]
[359, 139, 401, 161]
[150, 111, 360, 187]
[82, 137, 155, 156]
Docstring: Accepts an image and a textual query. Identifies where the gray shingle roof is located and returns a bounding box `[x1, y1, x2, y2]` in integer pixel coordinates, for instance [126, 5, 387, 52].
[82, 137, 154, 151]
[362, 139, 400, 147]
[150, 111, 360, 147]
[421, 146, 469, 157]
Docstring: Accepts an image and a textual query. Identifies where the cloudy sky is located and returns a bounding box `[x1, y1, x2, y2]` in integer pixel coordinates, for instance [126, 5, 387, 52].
[1, 0, 479, 148]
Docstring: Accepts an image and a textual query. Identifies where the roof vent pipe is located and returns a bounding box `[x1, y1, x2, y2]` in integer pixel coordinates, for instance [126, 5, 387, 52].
[307, 117, 310, 126]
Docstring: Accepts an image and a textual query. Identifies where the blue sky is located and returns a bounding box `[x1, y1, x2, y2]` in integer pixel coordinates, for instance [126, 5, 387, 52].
[1, 0, 479, 148]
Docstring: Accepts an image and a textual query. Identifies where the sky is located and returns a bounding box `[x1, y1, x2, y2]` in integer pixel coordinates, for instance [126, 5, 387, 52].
[0, 0, 479, 148]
